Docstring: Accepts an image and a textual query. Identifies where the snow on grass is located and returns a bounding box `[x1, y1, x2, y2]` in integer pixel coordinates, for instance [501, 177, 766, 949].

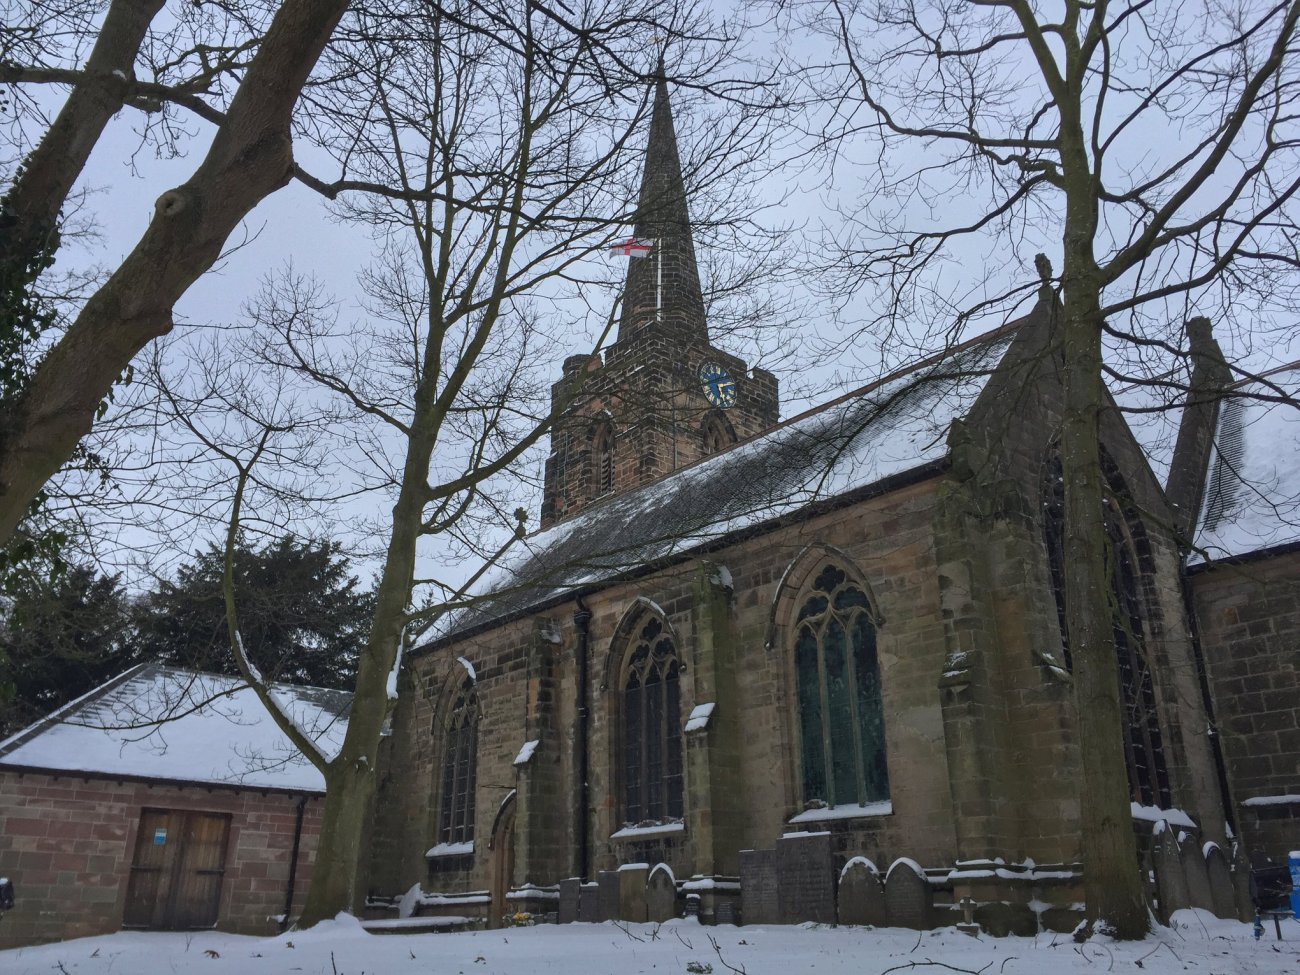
[2, 910, 1295, 975]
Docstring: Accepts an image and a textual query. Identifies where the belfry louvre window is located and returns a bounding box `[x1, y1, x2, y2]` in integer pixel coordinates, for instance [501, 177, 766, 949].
[794, 564, 889, 807]
[594, 422, 615, 495]
[437, 678, 478, 845]
[622, 617, 683, 825]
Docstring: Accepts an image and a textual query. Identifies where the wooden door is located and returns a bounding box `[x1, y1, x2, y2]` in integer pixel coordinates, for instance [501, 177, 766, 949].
[488, 800, 516, 928]
[124, 809, 231, 929]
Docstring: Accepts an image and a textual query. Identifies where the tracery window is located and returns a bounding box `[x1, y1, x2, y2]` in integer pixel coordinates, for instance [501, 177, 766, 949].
[1042, 452, 1172, 808]
[436, 677, 478, 845]
[621, 617, 683, 826]
[593, 421, 615, 496]
[794, 564, 889, 807]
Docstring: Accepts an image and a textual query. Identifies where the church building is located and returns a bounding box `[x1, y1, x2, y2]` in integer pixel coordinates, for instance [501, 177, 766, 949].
[365, 73, 1296, 933]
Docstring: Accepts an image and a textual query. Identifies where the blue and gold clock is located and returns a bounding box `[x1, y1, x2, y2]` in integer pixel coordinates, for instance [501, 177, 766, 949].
[699, 361, 737, 409]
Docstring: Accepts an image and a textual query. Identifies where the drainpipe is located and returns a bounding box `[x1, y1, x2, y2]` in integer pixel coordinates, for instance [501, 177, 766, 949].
[280, 795, 308, 932]
[574, 597, 592, 881]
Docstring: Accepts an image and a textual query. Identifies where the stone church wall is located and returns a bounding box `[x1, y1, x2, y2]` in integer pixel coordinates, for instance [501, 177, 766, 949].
[1189, 547, 1300, 863]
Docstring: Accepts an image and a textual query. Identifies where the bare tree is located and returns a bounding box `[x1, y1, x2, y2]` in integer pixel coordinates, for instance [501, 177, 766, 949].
[133, 0, 788, 926]
[776, 0, 1300, 938]
[0, 0, 352, 542]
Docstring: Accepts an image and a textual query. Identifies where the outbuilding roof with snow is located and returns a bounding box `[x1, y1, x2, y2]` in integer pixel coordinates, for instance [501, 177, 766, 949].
[432, 313, 1034, 644]
[0, 663, 350, 793]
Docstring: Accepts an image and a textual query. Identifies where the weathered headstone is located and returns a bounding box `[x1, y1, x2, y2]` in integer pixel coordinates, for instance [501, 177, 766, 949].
[739, 848, 778, 925]
[884, 858, 932, 930]
[776, 832, 835, 924]
[974, 901, 1036, 937]
[1151, 825, 1189, 921]
[646, 864, 678, 922]
[598, 871, 620, 922]
[1180, 835, 1215, 912]
[837, 858, 885, 927]
[618, 864, 649, 922]
[1203, 844, 1235, 919]
[558, 877, 580, 924]
[1231, 843, 1255, 922]
[578, 882, 601, 923]
[716, 899, 738, 926]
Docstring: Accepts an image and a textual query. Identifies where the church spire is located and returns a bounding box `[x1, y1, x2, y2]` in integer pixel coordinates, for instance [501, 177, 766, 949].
[616, 64, 707, 346]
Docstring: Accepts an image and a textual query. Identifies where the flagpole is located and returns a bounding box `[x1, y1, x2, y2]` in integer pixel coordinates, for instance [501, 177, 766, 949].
[656, 238, 662, 323]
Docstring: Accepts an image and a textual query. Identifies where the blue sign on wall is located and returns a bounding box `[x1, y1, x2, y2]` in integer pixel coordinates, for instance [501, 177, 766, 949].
[154, 828, 167, 846]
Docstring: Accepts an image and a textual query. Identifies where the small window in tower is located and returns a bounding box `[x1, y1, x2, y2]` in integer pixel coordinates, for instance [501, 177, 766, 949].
[593, 422, 615, 496]
[701, 413, 737, 456]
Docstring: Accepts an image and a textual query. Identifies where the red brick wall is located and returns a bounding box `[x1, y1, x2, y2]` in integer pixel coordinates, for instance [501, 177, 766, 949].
[0, 770, 324, 948]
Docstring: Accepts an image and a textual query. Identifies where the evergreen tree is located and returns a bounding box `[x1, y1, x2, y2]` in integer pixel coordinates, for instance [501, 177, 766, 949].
[134, 535, 371, 690]
[0, 562, 134, 738]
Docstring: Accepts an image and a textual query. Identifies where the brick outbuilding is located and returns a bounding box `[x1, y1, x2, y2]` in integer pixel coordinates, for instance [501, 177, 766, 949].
[0, 664, 349, 948]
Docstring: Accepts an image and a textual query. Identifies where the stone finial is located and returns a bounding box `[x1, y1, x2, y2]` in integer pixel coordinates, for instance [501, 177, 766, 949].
[1034, 253, 1054, 303]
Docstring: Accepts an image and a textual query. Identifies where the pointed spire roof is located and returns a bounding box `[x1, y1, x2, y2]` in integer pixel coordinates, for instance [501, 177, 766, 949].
[617, 65, 707, 346]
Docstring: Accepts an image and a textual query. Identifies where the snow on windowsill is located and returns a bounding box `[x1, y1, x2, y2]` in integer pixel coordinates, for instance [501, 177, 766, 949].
[684, 702, 715, 733]
[1241, 794, 1300, 807]
[610, 822, 685, 840]
[425, 841, 474, 858]
[788, 800, 892, 824]
[1130, 802, 1196, 829]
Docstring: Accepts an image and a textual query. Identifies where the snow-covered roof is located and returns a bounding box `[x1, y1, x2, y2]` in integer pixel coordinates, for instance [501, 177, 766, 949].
[0, 663, 351, 793]
[1192, 367, 1300, 562]
[438, 324, 1020, 640]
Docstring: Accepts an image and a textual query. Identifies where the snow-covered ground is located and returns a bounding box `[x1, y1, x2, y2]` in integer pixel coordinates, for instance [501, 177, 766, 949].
[2, 911, 1297, 975]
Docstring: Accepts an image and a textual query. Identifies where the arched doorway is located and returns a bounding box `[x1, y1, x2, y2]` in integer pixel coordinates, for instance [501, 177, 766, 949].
[488, 792, 517, 928]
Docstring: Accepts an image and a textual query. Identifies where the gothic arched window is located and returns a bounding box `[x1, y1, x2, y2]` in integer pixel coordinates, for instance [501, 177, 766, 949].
[593, 421, 615, 496]
[794, 565, 889, 808]
[436, 676, 478, 846]
[621, 617, 683, 826]
[1042, 451, 1172, 808]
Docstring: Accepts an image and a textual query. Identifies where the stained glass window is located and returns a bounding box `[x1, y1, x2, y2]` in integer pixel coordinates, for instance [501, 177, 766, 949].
[437, 678, 478, 845]
[794, 565, 888, 807]
[1042, 452, 1171, 808]
[622, 617, 683, 825]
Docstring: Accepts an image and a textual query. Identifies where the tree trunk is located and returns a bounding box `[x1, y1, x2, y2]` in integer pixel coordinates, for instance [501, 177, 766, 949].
[0, 0, 351, 544]
[298, 422, 435, 925]
[0, 0, 166, 265]
[1059, 277, 1149, 939]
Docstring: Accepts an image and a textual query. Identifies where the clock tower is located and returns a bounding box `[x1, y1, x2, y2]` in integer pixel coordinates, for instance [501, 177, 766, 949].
[540, 68, 779, 528]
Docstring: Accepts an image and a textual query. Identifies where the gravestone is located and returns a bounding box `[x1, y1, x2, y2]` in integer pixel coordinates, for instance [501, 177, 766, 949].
[1151, 826, 1189, 921]
[775, 832, 835, 924]
[884, 859, 932, 930]
[598, 871, 620, 922]
[974, 901, 1036, 937]
[646, 864, 678, 922]
[1179, 835, 1215, 912]
[558, 878, 580, 924]
[618, 865, 649, 922]
[739, 848, 778, 925]
[716, 899, 738, 926]
[578, 882, 601, 923]
[1203, 845, 1236, 919]
[837, 859, 885, 927]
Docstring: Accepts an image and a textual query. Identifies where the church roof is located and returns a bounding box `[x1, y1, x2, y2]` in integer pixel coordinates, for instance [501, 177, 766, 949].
[0, 663, 351, 793]
[1191, 364, 1300, 563]
[436, 321, 1023, 642]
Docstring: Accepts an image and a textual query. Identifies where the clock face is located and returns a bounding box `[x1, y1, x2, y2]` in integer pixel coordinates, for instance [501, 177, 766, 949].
[699, 361, 737, 409]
